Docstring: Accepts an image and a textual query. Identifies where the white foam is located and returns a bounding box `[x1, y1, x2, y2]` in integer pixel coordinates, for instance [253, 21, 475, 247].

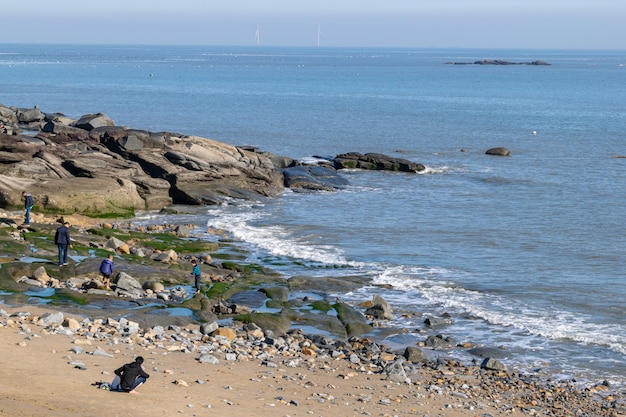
[418, 165, 452, 175]
[370, 265, 626, 355]
[205, 208, 348, 265]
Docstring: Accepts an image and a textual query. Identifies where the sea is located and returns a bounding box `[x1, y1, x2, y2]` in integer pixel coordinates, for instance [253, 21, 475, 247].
[1, 44, 625, 387]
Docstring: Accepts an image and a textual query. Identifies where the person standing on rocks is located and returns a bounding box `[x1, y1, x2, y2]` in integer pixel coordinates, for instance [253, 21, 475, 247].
[99, 253, 114, 290]
[191, 259, 202, 294]
[113, 356, 149, 394]
[22, 191, 34, 225]
[54, 221, 73, 266]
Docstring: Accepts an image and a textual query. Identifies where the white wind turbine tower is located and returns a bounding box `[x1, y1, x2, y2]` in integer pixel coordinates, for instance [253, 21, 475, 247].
[255, 27, 260, 46]
[317, 23, 323, 46]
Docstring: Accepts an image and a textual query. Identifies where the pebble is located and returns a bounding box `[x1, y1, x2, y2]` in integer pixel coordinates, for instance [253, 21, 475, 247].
[3, 307, 622, 417]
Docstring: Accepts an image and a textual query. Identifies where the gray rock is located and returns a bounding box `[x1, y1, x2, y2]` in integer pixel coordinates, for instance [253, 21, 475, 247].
[486, 147, 510, 156]
[424, 335, 450, 348]
[142, 280, 165, 292]
[92, 347, 114, 357]
[38, 312, 64, 326]
[73, 113, 115, 131]
[334, 152, 425, 173]
[70, 346, 85, 354]
[384, 358, 411, 384]
[365, 294, 393, 320]
[200, 321, 219, 335]
[114, 272, 142, 294]
[467, 346, 508, 359]
[481, 357, 508, 371]
[282, 165, 348, 191]
[197, 354, 220, 364]
[424, 316, 453, 327]
[104, 237, 127, 251]
[16, 106, 45, 124]
[403, 346, 426, 363]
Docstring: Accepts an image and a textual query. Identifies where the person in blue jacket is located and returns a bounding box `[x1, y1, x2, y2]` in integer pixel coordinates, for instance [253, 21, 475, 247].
[191, 259, 202, 294]
[54, 221, 73, 266]
[22, 191, 34, 225]
[99, 254, 114, 290]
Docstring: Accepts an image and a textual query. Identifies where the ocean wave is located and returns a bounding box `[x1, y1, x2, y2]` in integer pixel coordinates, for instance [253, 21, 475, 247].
[204, 208, 349, 265]
[370, 266, 626, 355]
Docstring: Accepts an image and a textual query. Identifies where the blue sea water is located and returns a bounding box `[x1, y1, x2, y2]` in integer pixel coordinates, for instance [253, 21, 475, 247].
[2, 44, 625, 386]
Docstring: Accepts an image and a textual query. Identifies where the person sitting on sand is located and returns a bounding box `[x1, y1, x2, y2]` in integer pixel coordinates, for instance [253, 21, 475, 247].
[113, 356, 149, 394]
[99, 254, 114, 290]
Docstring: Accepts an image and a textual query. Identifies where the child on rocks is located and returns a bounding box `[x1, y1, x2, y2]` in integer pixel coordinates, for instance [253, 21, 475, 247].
[191, 259, 201, 294]
[99, 254, 114, 290]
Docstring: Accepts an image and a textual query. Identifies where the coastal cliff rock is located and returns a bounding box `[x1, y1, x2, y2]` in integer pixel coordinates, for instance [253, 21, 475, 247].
[0, 105, 285, 215]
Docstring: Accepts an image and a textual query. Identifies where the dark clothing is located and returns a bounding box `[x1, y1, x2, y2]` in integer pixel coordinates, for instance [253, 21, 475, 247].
[54, 225, 71, 245]
[114, 361, 149, 392]
[24, 193, 34, 209]
[23, 193, 34, 224]
[192, 264, 201, 291]
[100, 258, 114, 276]
[54, 225, 71, 265]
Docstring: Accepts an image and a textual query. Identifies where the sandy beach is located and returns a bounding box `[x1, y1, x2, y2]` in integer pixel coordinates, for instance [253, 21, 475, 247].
[1, 303, 623, 417]
[0, 305, 480, 417]
[0, 212, 622, 417]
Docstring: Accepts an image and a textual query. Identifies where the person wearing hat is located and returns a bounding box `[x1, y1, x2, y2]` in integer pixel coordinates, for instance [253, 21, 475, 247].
[113, 356, 150, 394]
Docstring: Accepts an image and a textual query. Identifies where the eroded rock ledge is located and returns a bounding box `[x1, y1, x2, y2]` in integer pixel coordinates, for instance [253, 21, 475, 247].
[0, 104, 427, 215]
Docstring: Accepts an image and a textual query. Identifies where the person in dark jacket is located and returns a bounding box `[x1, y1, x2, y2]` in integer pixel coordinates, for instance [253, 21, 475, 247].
[22, 191, 34, 225]
[99, 254, 114, 290]
[54, 221, 73, 266]
[113, 356, 149, 394]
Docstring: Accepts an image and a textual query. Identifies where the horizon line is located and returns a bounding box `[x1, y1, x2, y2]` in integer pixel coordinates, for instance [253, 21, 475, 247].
[0, 42, 624, 52]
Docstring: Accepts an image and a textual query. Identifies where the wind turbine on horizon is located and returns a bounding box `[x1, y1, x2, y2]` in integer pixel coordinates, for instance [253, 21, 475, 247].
[255, 26, 260, 46]
[317, 23, 323, 47]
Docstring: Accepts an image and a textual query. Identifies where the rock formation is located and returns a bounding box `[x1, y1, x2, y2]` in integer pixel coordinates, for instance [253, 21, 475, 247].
[0, 104, 428, 216]
[0, 105, 284, 215]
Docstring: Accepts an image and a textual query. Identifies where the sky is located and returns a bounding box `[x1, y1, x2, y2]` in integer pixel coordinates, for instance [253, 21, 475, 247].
[1, 0, 625, 49]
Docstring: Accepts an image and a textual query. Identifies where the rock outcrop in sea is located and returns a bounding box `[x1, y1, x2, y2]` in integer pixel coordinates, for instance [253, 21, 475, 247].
[0, 104, 427, 215]
[444, 59, 551, 66]
[0, 106, 284, 215]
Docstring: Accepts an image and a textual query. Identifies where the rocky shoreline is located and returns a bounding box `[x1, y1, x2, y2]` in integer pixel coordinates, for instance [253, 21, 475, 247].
[0, 104, 623, 415]
[0, 104, 426, 216]
[0, 210, 623, 416]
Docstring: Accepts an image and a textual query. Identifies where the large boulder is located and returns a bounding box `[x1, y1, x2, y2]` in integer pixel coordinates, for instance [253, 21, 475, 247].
[0, 108, 285, 214]
[282, 165, 348, 191]
[486, 147, 510, 156]
[16, 106, 45, 124]
[365, 294, 393, 320]
[73, 113, 115, 131]
[333, 302, 373, 337]
[334, 152, 425, 172]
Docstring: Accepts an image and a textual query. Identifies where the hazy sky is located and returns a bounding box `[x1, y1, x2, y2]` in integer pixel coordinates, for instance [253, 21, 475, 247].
[2, 0, 625, 49]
